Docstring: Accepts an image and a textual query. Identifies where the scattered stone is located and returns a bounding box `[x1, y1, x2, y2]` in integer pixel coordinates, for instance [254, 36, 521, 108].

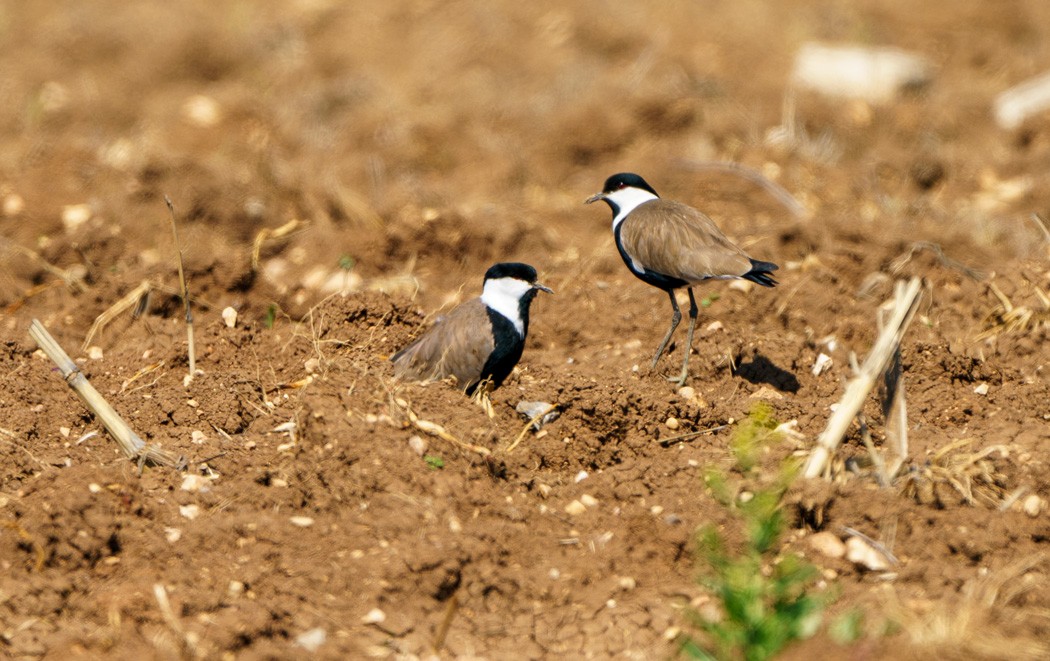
[845, 536, 892, 571]
[295, 627, 327, 652]
[88, 483, 102, 493]
[808, 531, 846, 559]
[705, 320, 724, 332]
[179, 504, 200, 520]
[749, 386, 784, 401]
[791, 42, 932, 102]
[677, 386, 696, 400]
[87, 346, 104, 360]
[618, 576, 637, 590]
[290, 516, 315, 528]
[361, 608, 386, 625]
[61, 204, 93, 232]
[180, 474, 210, 493]
[164, 527, 182, 544]
[665, 417, 680, 430]
[974, 382, 990, 395]
[580, 494, 599, 508]
[1022, 494, 1044, 517]
[227, 580, 245, 597]
[516, 400, 560, 430]
[812, 352, 833, 376]
[304, 357, 321, 374]
[2, 193, 25, 217]
[564, 500, 587, 516]
[994, 70, 1050, 130]
[537, 483, 552, 499]
[574, 471, 588, 483]
[182, 94, 223, 127]
[222, 307, 238, 328]
[191, 430, 206, 445]
[408, 435, 427, 456]
[59, 427, 70, 438]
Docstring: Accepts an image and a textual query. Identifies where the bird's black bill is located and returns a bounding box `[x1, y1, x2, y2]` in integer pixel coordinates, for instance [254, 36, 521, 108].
[584, 192, 604, 205]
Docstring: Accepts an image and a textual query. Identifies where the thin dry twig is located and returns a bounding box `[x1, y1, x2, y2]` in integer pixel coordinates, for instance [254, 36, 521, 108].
[30, 319, 184, 470]
[675, 158, 807, 219]
[82, 280, 152, 351]
[0, 236, 85, 292]
[658, 424, 730, 447]
[251, 218, 308, 271]
[506, 403, 557, 453]
[803, 278, 923, 479]
[165, 196, 196, 380]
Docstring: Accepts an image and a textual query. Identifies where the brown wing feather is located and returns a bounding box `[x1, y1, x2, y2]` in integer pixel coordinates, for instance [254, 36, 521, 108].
[619, 200, 753, 283]
[391, 298, 493, 389]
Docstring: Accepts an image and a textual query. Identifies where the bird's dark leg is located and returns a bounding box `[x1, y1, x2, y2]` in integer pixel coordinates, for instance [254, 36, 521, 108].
[652, 289, 682, 368]
[669, 288, 699, 386]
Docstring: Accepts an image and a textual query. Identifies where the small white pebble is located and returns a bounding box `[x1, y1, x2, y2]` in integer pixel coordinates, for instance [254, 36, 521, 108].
[1022, 494, 1044, 517]
[618, 576, 637, 590]
[650, 505, 664, 515]
[190, 430, 206, 445]
[180, 474, 209, 493]
[808, 531, 846, 559]
[87, 346, 104, 360]
[448, 516, 462, 533]
[663, 626, 681, 641]
[606, 599, 617, 609]
[574, 471, 589, 483]
[408, 435, 427, 456]
[537, 483, 552, 499]
[565, 500, 587, 516]
[62, 204, 93, 231]
[2, 193, 25, 217]
[221, 306, 238, 328]
[295, 627, 327, 652]
[706, 320, 724, 332]
[179, 504, 200, 520]
[88, 483, 102, 493]
[304, 357, 321, 374]
[227, 580, 244, 597]
[182, 94, 223, 127]
[974, 382, 990, 395]
[580, 494, 599, 507]
[738, 491, 754, 503]
[364, 413, 379, 424]
[548, 568, 561, 580]
[665, 417, 680, 430]
[361, 608, 386, 625]
[290, 516, 315, 528]
[59, 427, 71, 438]
[677, 386, 695, 400]
[164, 527, 182, 544]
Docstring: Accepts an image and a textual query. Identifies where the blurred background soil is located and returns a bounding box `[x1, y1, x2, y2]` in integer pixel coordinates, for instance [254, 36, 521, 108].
[2, 0, 1050, 658]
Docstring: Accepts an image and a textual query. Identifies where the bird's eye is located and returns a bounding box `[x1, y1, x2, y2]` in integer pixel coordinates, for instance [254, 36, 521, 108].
[617, 181, 627, 189]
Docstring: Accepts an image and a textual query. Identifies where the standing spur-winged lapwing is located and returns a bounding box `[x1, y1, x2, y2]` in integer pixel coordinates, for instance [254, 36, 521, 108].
[391, 262, 552, 397]
[586, 172, 778, 385]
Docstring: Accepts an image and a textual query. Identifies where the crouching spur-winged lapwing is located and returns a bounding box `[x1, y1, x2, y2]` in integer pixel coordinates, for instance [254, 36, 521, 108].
[586, 173, 778, 386]
[391, 262, 552, 397]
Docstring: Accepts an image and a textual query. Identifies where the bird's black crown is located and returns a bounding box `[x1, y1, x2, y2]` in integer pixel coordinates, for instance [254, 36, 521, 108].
[484, 262, 538, 283]
[602, 172, 658, 197]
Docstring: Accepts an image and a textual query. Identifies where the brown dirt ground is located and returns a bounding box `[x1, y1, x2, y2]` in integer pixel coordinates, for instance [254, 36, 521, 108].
[3, 0, 1050, 659]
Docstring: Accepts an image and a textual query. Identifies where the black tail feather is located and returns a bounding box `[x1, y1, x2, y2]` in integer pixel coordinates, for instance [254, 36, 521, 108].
[742, 259, 778, 287]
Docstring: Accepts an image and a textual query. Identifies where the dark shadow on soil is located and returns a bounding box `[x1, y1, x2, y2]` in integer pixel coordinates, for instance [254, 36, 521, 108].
[732, 353, 800, 393]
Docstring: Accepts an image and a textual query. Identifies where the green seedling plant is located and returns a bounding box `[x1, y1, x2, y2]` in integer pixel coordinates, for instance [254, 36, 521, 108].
[681, 403, 826, 661]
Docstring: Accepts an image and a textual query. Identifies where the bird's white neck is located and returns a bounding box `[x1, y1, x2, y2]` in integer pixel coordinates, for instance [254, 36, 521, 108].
[607, 188, 659, 229]
[481, 277, 531, 336]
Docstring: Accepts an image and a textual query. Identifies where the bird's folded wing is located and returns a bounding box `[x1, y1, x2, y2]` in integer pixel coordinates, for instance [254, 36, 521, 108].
[392, 298, 493, 388]
[620, 200, 753, 282]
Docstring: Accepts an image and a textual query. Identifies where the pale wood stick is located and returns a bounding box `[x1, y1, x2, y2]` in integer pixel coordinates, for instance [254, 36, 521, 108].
[29, 319, 184, 469]
[803, 278, 922, 479]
